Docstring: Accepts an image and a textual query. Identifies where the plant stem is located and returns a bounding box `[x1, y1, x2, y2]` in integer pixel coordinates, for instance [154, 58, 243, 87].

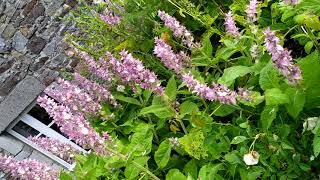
[105, 147, 160, 180]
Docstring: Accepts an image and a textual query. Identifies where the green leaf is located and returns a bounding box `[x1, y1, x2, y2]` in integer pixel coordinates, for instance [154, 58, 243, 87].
[180, 129, 208, 160]
[285, 88, 306, 119]
[124, 157, 149, 179]
[298, 52, 320, 109]
[305, 41, 314, 54]
[165, 76, 177, 100]
[155, 139, 172, 169]
[180, 101, 199, 117]
[313, 128, 320, 157]
[166, 169, 187, 180]
[215, 47, 238, 61]
[218, 66, 252, 86]
[211, 104, 237, 117]
[259, 62, 281, 90]
[140, 105, 174, 118]
[230, 136, 248, 144]
[224, 151, 242, 164]
[260, 105, 278, 131]
[114, 94, 141, 106]
[60, 171, 73, 180]
[265, 88, 289, 105]
[238, 91, 265, 107]
[298, 0, 320, 15]
[126, 123, 153, 156]
[202, 35, 213, 56]
[183, 160, 198, 179]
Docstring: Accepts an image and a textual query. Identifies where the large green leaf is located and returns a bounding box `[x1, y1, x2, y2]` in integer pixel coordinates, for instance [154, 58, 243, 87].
[218, 66, 253, 87]
[265, 88, 289, 105]
[259, 62, 281, 90]
[124, 157, 149, 179]
[127, 123, 153, 156]
[285, 88, 306, 119]
[140, 105, 174, 118]
[211, 104, 237, 117]
[155, 139, 172, 169]
[114, 94, 141, 106]
[166, 169, 187, 180]
[165, 76, 177, 101]
[180, 101, 199, 118]
[298, 52, 320, 109]
[183, 159, 198, 179]
[260, 105, 278, 131]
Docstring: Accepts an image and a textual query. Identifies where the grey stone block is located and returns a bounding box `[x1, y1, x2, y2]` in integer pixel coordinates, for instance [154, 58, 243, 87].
[0, 76, 45, 132]
[29, 150, 54, 165]
[14, 144, 33, 160]
[0, 134, 24, 156]
[12, 31, 28, 53]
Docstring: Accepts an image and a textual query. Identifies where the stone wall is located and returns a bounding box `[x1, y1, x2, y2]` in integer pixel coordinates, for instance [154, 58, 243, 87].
[0, 0, 78, 102]
[0, 0, 78, 178]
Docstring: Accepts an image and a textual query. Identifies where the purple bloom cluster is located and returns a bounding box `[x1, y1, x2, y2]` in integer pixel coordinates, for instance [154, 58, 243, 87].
[246, 0, 258, 22]
[153, 37, 189, 74]
[78, 51, 112, 82]
[37, 95, 108, 155]
[264, 28, 302, 84]
[99, 13, 121, 26]
[224, 11, 240, 37]
[158, 10, 196, 48]
[284, 0, 298, 5]
[45, 78, 101, 115]
[182, 73, 237, 104]
[0, 154, 59, 180]
[107, 50, 164, 94]
[28, 137, 79, 164]
[73, 73, 118, 107]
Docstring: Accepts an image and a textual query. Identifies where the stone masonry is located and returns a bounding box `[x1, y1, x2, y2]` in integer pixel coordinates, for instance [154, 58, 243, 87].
[0, 0, 79, 178]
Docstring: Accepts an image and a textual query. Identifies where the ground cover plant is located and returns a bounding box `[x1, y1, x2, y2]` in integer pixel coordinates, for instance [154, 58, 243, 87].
[1, 0, 320, 179]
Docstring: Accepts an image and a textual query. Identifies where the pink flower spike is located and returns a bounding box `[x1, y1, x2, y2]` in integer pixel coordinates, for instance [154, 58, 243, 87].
[0, 154, 59, 180]
[224, 11, 240, 37]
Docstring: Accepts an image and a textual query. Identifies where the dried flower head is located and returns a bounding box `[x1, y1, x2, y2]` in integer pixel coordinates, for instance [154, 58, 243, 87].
[243, 151, 260, 165]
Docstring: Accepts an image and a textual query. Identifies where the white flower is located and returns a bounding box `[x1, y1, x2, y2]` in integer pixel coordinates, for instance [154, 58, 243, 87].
[116, 85, 125, 92]
[81, 127, 89, 135]
[243, 151, 260, 165]
[93, 0, 105, 4]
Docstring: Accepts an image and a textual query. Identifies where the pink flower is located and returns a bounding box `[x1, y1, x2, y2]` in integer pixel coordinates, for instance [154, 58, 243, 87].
[246, 0, 258, 22]
[182, 73, 237, 104]
[0, 154, 59, 180]
[158, 10, 197, 48]
[28, 137, 80, 164]
[78, 51, 112, 82]
[153, 37, 189, 74]
[37, 96, 108, 155]
[73, 73, 118, 107]
[264, 28, 302, 84]
[107, 50, 164, 94]
[224, 11, 240, 37]
[45, 78, 101, 116]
